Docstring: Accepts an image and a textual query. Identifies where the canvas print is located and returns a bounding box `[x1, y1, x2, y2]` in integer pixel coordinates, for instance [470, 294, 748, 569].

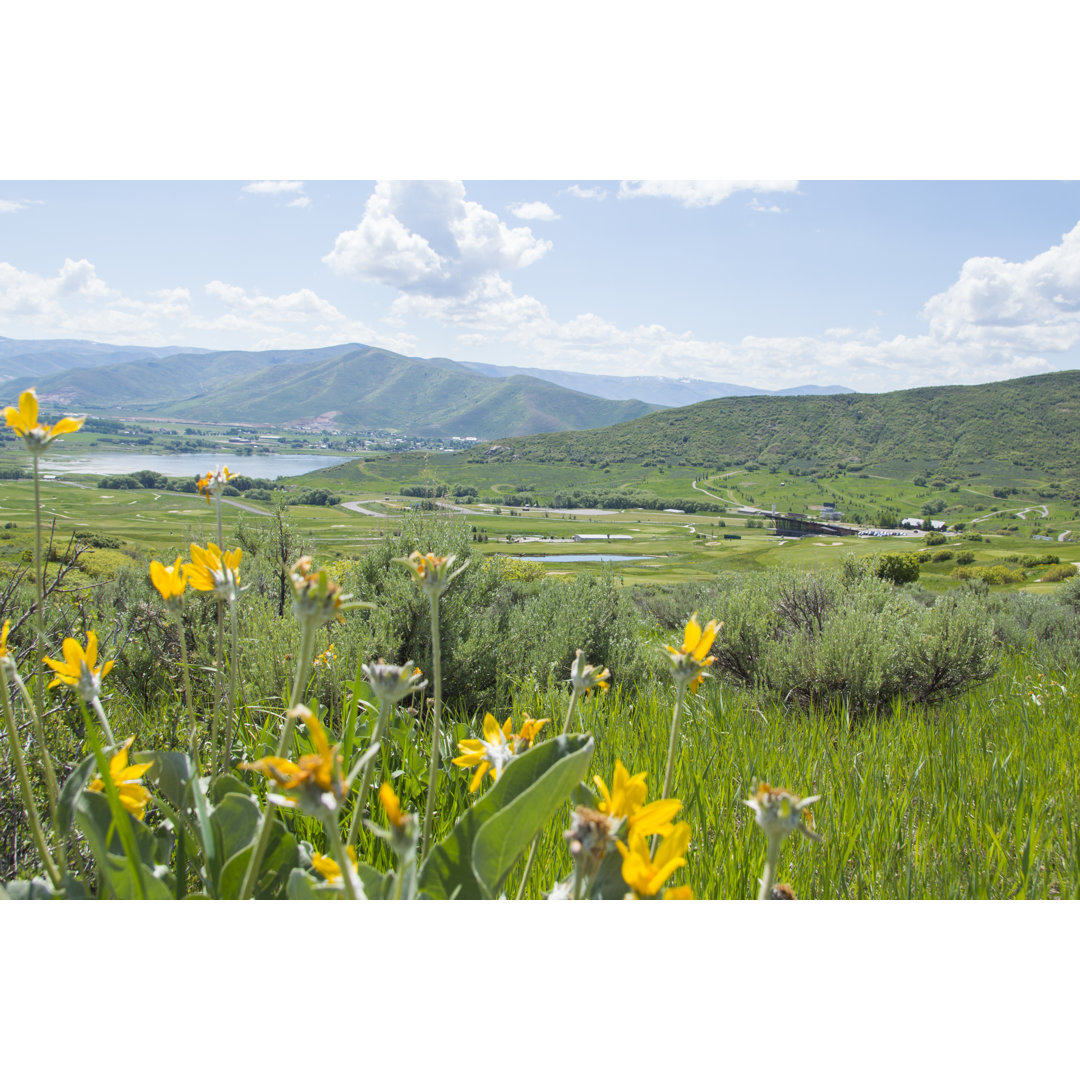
[2, 179, 1079, 900]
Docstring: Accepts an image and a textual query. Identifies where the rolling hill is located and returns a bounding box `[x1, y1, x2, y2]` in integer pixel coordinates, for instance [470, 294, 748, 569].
[464, 370, 1080, 474]
[0, 335, 212, 382]
[22, 344, 662, 439]
[459, 361, 853, 406]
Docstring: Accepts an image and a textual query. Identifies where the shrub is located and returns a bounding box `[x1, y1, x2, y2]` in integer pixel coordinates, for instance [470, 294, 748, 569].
[862, 552, 920, 585]
[931, 550, 954, 562]
[705, 568, 998, 716]
[956, 552, 975, 565]
[1042, 563, 1078, 582]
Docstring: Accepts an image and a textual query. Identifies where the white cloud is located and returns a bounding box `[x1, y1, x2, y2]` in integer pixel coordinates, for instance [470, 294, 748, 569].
[749, 197, 787, 213]
[287, 196, 311, 209]
[509, 201, 559, 221]
[0, 256, 415, 353]
[389, 219, 1080, 391]
[0, 199, 31, 213]
[619, 180, 799, 208]
[562, 184, 608, 201]
[242, 180, 305, 195]
[324, 181, 551, 298]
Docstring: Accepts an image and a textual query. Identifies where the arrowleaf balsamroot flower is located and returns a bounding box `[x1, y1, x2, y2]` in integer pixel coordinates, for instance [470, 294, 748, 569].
[396, 550, 468, 600]
[570, 649, 610, 696]
[745, 783, 822, 843]
[242, 704, 348, 814]
[594, 760, 682, 838]
[88, 737, 153, 820]
[196, 465, 231, 503]
[44, 631, 114, 702]
[3, 387, 85, 453]
[150, 556, 187, 609]
[379, 781, 410, 828]
[362, 659, 427, 706]
[664, 612, 720, 692]
[453, 712, 550, 792]
[289, 556, 367, 627]
[311, 845, 358, 883]
[0, 619, 10, 660]
[617, 821, 692, 898]
[183, 542, 242, 601]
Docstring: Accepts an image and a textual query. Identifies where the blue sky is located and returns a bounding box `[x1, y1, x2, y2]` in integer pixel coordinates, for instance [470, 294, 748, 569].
[3, 179, 1080, 392]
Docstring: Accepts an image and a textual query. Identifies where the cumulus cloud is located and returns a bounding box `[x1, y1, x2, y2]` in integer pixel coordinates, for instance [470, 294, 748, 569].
[0, 256, 414, 353]
[388, 219, 1080, 391]
[0, 199, 31, 213]
[749, 197, 787, 213]
[324, 181, 552, 299]
[287, 196, 311, 208]
[510, 201, 559, 221]
[619, 180, 799, 208]
[562, 184, 608, 201]
[242, 180, 305, 195]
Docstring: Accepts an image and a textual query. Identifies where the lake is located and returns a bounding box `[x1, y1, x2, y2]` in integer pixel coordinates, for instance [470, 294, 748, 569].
[38, 452, 355, 480]
[515, 554, 658, 563]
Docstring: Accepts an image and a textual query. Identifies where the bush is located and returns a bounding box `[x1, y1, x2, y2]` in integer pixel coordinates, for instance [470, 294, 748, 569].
[924, 532, 947, 546]
[704, 568, 998, 716]
[1042, 563, 1077, 582]
[951, 564, 1026, 585]
[862, 552, 920, 585]
[931, 550, 954, 562]
[956, 552, 975, 565]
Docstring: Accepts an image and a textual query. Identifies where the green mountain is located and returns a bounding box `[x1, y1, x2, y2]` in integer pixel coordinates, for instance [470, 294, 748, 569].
[467, 370, 1080, 473]
[25, 344, 660, 439]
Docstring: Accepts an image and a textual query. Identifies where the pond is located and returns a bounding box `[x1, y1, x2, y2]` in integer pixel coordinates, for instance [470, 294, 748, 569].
[514, 553, 659, 563]
[36, 451, 355, 480]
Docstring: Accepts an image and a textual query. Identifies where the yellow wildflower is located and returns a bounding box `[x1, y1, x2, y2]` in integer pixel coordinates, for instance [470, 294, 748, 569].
[453, 713, 549, 792]
[183, 541, 242, 600]
[242, 704, 348, 813]
[0, 618, 10, 658]
[379, 782, 409, 827]
[196, 465, 231, 503]
[396, 550, 467, 599]
[44, 631, 114, 702]
[362, 659, 427, 706]
[617, 821, 692, 898]
[88, 737, 153, 820]
[149, 556, 186, 607]
[311, 845, 358, 883]
[594, 760, 681, 837]
[3, 387, 85, 454]
[664, 884, 694, 900]
[570, 649, 610, 696]
[745, 782, 822, 843]
[663, 612, 720, 692]
[289, 556, 363, 626]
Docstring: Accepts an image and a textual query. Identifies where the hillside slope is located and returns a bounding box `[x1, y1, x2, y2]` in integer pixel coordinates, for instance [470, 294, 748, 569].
[468, 370, 1080, 473]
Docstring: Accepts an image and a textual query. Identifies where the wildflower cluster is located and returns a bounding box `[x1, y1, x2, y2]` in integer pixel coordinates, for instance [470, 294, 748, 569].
[453, 712, 550, 792]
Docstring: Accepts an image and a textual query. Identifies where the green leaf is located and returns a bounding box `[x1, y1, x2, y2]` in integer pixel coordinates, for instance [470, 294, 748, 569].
[356, 862, 392, 900]
[136, 751, 195, 809]
[285, 867, 342, 900]
[210, 792, 260, 866]
[588, 847, 629, 900]
[3, 876, 60, 900]
[419, 733, 594, 900]
[473, 737, 596, 897]
[56, 753, 98, 837]
[217, 825, 298, 900]
[211, 775, 254, 802]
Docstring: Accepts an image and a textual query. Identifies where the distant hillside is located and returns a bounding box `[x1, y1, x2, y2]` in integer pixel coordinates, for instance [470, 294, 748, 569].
[459, 361, 852, 406]
[0, 335, 212, 382]
[24, 344, 662, 439]
[468, 370, 1080, 473]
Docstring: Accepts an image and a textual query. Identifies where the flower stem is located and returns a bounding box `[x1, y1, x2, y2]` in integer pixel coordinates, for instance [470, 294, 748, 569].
[347, 699, 389, 851]
[1, 665, 62, 889]
[327, 814, 359, 900]
[224, 595, 239, 773]
[420, 593, 442, 861]
[515, 685, 583, 900]
[211, 599, 224, 782]
[90, 695, 116, 747]
[177, 616, 198, 761]
[31, 454, 46, 728]
[652, 680, 686, 858]
[237, 620, 317, 900]
[758, 836, 782, 900]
